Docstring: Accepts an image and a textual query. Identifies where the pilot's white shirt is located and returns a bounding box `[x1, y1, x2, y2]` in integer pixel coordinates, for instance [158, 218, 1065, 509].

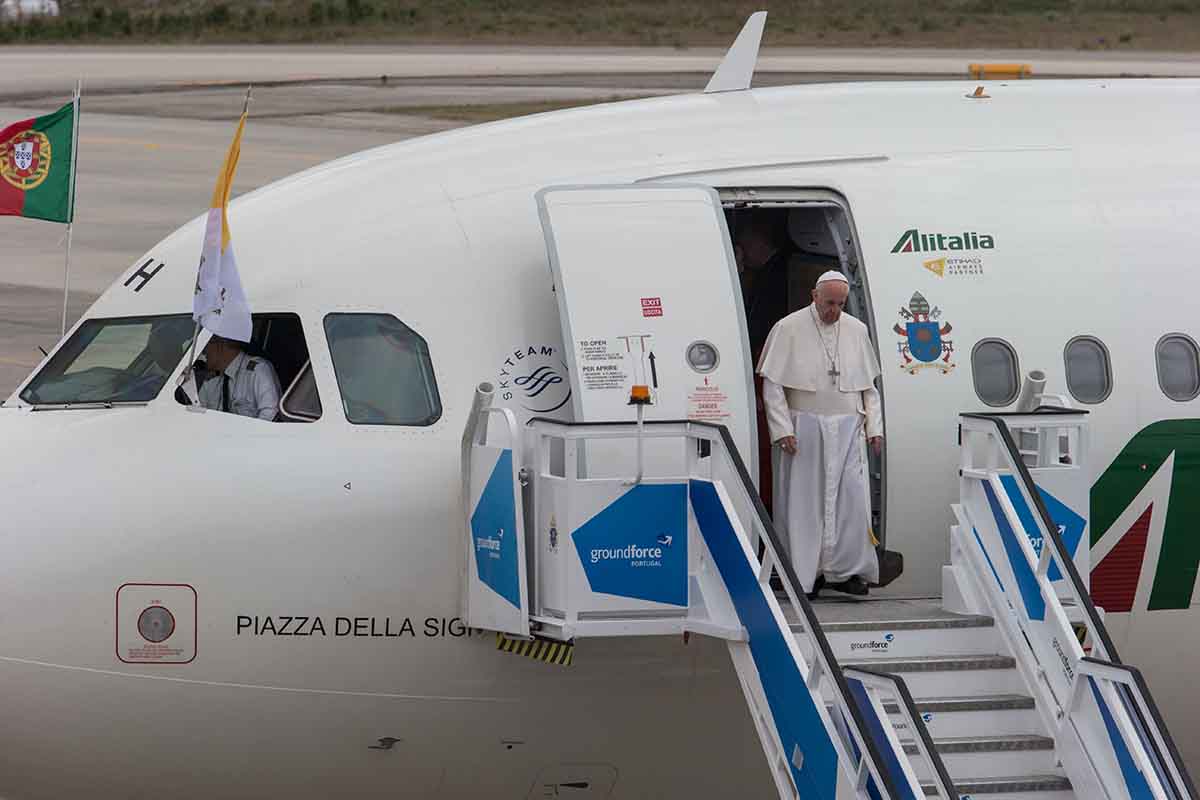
[198, 351, 282, 421]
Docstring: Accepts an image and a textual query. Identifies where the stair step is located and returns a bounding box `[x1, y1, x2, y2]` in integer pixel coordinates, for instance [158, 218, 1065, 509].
[906, 735, 1058, 782]
[811, 614, 994, 633]
[882, 694, 1042, 740]
[845, 654, 1016, 672]
[921, 773, 1073, 797]
[911, 694, 1035, 713]
[808, 622, 1002, 660]
[839, 654, 1026, 698]
[912, 734, 1054, 754]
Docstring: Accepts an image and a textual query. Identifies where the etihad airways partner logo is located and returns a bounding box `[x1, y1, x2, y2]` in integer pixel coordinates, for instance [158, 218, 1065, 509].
[891, 228, 995, 254]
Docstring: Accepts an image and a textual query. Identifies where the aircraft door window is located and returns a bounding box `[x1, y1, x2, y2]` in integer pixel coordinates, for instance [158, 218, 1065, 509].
[971, 338, 1020, 407]
[1155, 334, 1200, 402]
[324, 313, 441, 426]
[1064, 335, 1113, 404]
[20, 314, 193, 405]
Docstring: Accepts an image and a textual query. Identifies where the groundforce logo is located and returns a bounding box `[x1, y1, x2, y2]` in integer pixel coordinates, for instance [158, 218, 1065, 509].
[590, 543, 665, 566]
[0, 129, 52, 191]
[891, 228, 995, 254]
[849, 633, 895, 652]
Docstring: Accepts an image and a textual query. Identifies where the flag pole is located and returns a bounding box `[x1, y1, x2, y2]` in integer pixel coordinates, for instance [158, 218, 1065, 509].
[60, 78, 81, 338]
[182, 84, 252, 396]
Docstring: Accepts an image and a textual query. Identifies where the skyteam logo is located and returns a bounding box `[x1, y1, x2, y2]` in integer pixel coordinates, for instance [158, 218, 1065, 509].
[498, 344, 571, 415]
[891, 228, 995, 254]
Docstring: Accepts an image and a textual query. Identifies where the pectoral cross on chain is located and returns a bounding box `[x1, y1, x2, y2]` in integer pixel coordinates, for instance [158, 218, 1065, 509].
[828, 367, 840, 383]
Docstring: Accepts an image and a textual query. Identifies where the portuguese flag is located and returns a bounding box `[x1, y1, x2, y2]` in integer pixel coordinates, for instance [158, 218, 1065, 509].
[0, 101, 77, 224]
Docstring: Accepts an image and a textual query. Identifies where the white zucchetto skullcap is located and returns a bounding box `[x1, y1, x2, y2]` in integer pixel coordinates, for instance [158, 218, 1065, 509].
[816, 270, 848, 285]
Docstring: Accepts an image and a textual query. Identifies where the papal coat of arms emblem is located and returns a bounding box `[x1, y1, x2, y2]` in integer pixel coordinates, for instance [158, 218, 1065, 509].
[893, 292, 955, 374]
[0, 129, 52, 191]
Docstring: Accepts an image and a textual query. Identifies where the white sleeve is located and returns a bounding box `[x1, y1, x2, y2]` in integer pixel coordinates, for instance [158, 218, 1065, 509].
[197, 377, 219, 411]
[253, 362, 283, 421]
[863, 385, 883, 439]
[761, 377, 794, 444]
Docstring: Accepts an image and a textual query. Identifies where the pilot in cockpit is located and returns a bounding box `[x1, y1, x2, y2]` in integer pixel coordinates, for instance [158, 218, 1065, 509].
[197, 335, 282, 421]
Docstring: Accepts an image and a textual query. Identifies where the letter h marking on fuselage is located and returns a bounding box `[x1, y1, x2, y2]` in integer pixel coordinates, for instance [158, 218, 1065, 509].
[124, 258, 165, 293]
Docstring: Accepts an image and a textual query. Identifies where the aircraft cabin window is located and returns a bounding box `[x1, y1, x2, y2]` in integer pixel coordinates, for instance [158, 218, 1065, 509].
[324, 313, 442, 426]
[20, 314, 193, 405]
[1156, 334, 1200, 402]
[1064, 336, 1113, 404]
[971, 339, 1020, 407]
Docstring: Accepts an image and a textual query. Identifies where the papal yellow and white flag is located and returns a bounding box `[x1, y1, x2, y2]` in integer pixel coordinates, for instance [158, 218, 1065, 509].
[192, 110, 252, 343]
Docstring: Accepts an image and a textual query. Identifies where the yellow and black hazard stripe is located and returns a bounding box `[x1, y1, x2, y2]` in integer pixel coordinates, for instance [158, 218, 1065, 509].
[496, 633, 574, 666]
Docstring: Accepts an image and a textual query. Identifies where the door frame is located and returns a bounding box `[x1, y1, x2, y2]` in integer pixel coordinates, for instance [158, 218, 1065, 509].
[716, 187, 889, 549]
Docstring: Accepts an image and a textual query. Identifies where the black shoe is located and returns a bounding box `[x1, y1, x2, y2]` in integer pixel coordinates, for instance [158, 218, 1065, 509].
[827, 576, 869, 596]
[806, 575, 826, 600]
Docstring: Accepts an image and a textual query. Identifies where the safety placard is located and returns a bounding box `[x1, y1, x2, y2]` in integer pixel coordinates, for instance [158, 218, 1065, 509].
[116, 583, 197, 664]
[687, 380, 731, 423]
[577, 338, 630, 392]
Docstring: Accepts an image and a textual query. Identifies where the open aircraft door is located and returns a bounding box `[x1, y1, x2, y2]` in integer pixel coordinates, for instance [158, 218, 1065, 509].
[537, 184, 758, 480]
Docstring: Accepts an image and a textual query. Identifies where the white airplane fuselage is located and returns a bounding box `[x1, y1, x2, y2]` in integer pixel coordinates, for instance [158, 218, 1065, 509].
[2, 78, 1199, 798]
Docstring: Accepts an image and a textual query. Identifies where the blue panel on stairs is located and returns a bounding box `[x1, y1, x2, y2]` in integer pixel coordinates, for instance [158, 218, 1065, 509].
[973, 527, 1006, 594]
[1089, 676, 1155, 800]
[840, 705, 885, 800]
[846, 678, 918, 800]
[983, 480, 1046, 622]
[690, 478, 838, 799]
[999, 474, 1086, 582]
[572, 482, 688, 606]
[469, 449, 521, 609]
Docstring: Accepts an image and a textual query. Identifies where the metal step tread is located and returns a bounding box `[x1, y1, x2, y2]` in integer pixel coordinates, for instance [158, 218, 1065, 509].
[904, 734, 1055, 755]
[782, 596, 992, 630]
[884, 693, 1036, 714]
[921, 774, 1073, 795]
[842, 653, 1016, 672]
[791, 613, 995, 633]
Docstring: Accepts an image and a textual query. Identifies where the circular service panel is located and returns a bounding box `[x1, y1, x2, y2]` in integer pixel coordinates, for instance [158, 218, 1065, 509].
[137, 605, 176, 643]
[686, 340, 720, 373]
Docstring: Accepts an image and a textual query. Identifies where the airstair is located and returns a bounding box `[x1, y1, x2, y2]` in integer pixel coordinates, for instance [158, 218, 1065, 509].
[461, 389, 1196, 800]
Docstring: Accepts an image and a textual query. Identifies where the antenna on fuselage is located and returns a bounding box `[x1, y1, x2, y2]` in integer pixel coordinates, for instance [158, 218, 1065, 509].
[704, 11, 767, 93]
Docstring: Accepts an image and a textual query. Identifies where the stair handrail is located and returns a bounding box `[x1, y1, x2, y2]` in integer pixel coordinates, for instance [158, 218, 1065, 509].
[843, 667, 958, 800]
[960, 411, 1197, 800]
[960, 410, 1117, 661]
[689, 420, 906, 800]
[461, 382, 496, 520]
[527, 416, 926, 799]
[1069, 658, 1198, 800]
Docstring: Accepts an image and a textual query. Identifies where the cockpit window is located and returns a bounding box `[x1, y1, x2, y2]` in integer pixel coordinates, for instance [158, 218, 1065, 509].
[324, 313, 441, 426]
[20, 315, 193, 405]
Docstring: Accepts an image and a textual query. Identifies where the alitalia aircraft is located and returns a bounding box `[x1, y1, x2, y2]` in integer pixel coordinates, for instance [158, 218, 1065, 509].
[2, 15, 1198, 800]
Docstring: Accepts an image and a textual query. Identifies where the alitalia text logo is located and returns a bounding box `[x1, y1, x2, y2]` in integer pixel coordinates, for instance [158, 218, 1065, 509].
[891, 228, 995, 254]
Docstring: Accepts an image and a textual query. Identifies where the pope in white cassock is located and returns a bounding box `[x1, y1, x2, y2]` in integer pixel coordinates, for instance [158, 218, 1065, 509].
[757, 271, 883, 597]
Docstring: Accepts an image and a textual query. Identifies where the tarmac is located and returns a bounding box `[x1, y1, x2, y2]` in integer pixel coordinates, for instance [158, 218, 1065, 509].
[3, 44, 1199, 396]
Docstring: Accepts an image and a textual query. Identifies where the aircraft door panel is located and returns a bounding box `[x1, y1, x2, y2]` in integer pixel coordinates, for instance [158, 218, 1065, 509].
[537, 184, 757, 482]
